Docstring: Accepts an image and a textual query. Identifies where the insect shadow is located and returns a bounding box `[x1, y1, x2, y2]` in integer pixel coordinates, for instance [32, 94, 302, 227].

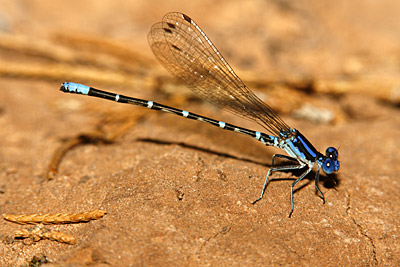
[136, 137, 340, 195]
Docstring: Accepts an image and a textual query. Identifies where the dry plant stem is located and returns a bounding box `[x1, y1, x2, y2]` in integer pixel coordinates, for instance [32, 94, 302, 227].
[3, 210, 107, 225]
[46, 132, 114, 180]
[46, 111, 145, 180]
[51, 32, 154, 68]
[0, 32, 153, 85]
[14, 226, 75, 245]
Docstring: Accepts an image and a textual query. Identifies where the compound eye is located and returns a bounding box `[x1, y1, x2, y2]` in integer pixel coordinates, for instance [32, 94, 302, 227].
[322, 158, 335, 174]
[335, 160, 340, 171]
[325, 147, 338, 159]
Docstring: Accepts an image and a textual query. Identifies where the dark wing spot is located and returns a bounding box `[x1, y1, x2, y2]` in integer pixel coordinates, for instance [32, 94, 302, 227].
[167, 22, 176, 29]
[163, 28, 173, 34]
[171, 44, 181, 51]
[182, 14, 192, 23]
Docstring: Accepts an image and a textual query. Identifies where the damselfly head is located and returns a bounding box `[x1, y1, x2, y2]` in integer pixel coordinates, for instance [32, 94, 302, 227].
[322, 147, 340, 174]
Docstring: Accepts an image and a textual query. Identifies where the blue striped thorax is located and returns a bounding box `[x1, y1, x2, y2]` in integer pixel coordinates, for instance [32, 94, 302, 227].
[279, 129, 340, 174]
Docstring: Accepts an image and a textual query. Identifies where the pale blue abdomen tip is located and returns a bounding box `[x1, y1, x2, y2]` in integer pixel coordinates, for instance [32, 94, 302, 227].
[63, 82, 90, 95]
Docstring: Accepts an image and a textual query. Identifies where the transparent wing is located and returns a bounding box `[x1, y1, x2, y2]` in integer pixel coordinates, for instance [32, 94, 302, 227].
[148, 12, 290, 135]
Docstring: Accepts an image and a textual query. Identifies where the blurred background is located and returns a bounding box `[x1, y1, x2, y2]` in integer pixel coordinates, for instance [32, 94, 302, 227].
[0, 0, 399, 266]
[1, 0, 399, 98]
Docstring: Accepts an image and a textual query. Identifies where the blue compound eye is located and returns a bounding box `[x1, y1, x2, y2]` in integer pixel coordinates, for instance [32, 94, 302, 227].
[325, 147, 338, 159]
[335, 160, 340, 171]
[322, 158, 336, 174]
